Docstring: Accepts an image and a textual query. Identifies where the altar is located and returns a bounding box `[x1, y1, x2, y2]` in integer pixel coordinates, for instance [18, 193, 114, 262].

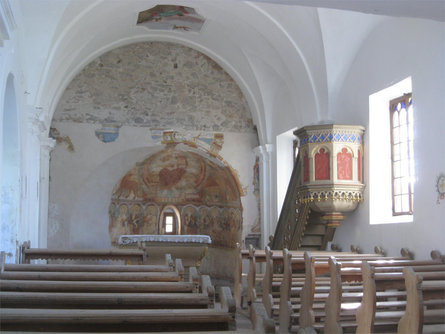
[118, 234, 211, 267]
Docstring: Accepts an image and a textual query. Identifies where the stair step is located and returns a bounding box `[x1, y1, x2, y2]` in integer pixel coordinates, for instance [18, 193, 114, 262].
[304, 224, 326, 235]
[301, 235, 323, 246]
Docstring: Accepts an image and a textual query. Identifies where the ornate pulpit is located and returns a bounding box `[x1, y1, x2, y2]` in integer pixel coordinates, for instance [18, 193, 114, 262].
[294, 124, 365, 243]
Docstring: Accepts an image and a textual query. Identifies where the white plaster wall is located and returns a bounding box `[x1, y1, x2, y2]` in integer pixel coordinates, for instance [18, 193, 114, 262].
[49, 122, 259, 248]
[276, 128, 297, 219]
[0, 25, 42, 260]
[332, 18, 445, 259]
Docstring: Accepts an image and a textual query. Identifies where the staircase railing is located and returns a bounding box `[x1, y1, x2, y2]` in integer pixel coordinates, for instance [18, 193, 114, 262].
[270, 151, 310, 250]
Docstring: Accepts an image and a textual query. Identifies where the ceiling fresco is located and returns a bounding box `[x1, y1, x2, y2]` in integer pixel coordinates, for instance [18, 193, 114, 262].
[137, 5, 205, 32]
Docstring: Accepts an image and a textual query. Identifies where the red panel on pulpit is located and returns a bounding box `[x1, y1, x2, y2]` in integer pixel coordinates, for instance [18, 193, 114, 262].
[337, 148, 352, 180]
[315, 148, 330, 180]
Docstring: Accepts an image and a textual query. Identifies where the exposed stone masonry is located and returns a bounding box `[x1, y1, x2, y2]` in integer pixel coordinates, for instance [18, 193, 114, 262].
[54, 42, 255, 133]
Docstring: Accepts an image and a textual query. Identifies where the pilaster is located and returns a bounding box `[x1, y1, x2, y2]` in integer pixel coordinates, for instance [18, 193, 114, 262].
[253, 144, 274, 248]
[38, 134, 56, 248]
[22, 107, 55, 248]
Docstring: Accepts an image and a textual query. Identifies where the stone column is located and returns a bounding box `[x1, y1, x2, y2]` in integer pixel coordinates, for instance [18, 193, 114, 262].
[38, 134, 56, 248]
[254, 144, 274, 248]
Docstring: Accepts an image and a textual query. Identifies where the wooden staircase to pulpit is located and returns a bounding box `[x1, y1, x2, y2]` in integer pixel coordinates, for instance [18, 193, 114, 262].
[270, 153, 334, 251]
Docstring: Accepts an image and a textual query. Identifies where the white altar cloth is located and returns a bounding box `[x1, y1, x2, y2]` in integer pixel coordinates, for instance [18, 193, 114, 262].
[117, 234, 211, 267]
[118, 234, 211, 245]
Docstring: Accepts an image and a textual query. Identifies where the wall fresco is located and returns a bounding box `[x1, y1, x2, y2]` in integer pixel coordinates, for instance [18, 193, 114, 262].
[49, 127, 74, 152]
[108, 145, 243, 248]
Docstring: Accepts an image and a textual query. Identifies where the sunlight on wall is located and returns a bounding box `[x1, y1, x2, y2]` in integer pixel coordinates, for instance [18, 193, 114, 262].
[369, 77, 413, 224]
[276, 128, 298, 219]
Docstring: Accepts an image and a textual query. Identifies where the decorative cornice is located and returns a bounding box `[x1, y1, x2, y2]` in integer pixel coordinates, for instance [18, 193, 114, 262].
[296, 188, 364, 205]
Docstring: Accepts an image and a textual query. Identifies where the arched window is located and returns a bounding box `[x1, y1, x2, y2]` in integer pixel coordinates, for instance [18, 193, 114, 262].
[159, 205, 181, 235]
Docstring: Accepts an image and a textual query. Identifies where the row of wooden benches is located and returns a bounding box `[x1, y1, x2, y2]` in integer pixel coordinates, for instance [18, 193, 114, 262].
[235, 245, 445, 333]
[0, 250, 236, 332]
[18, 240, 147, 264]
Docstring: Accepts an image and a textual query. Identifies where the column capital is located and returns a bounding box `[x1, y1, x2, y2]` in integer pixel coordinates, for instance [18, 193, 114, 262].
[39, 135, 56, 156]
[253, 144, 274, 160]
[26, 106, 48, 137]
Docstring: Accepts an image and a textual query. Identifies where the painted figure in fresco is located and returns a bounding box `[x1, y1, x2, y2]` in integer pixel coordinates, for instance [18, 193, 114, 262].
[159, 153, 187, 189]
[183, 206, 199, 234]
[188, 214, 199, 234]
[199, 207, 210, 235]
[315, 148, 330, 180]
[128, 204, 142, 234]
[337, 147, 353, 180]
[114, 169, 141, 200]
[109, 204, 128, 245]
[208, 207, 219, 243]
[108, 203, 116, 234]
[142, 205, 158, 234]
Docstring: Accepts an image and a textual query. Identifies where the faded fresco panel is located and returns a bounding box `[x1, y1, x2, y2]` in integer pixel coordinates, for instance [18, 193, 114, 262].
[109, 145, 243, 248]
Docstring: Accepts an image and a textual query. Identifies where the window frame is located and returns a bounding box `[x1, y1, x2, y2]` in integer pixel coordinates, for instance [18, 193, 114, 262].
[389, 93, 414, 216]
[162, 212, 177, 235]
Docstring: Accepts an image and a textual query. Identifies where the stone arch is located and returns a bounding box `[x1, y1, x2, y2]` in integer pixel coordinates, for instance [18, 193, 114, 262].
[1, 74, 20, 263]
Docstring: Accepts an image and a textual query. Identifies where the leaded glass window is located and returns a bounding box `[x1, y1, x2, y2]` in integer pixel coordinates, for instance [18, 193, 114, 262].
[389, 93, 414, 215]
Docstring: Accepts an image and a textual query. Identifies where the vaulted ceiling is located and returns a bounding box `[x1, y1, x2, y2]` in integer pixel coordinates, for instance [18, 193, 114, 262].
[7, 0, 444, 144]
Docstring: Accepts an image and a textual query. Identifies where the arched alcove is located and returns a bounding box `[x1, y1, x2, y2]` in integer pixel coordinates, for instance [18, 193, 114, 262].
[1, 74, 20, 263]
[158, 205, 181, 235]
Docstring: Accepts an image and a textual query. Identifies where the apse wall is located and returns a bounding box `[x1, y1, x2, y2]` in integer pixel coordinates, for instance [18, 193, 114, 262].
[48, 41, 259, 280]
[331, 17, 445, 259]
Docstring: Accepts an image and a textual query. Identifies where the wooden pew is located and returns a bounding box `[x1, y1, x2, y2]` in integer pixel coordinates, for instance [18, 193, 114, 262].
[0, 257, 185, 282]
[0, 270, 214, 309]
[248, 247, 383, 317]
[398, 266, 445, 334]
[19, 244, 146, 264]
[239, 244, 407, 332]
[355, 260, 445, 334]
[279, 249, 439, 333]
[0, 278, 236, 332]
[268, 249, 401, 330]
[0, 305, 235, 332]
[320, 251, 445, 334]
[0, 252, 237, 332]
[0, 279, 196, 293]
[3, 252, 174, 272]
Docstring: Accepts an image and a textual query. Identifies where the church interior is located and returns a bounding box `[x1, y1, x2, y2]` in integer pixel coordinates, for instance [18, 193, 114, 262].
[0, 0, 444, 332]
